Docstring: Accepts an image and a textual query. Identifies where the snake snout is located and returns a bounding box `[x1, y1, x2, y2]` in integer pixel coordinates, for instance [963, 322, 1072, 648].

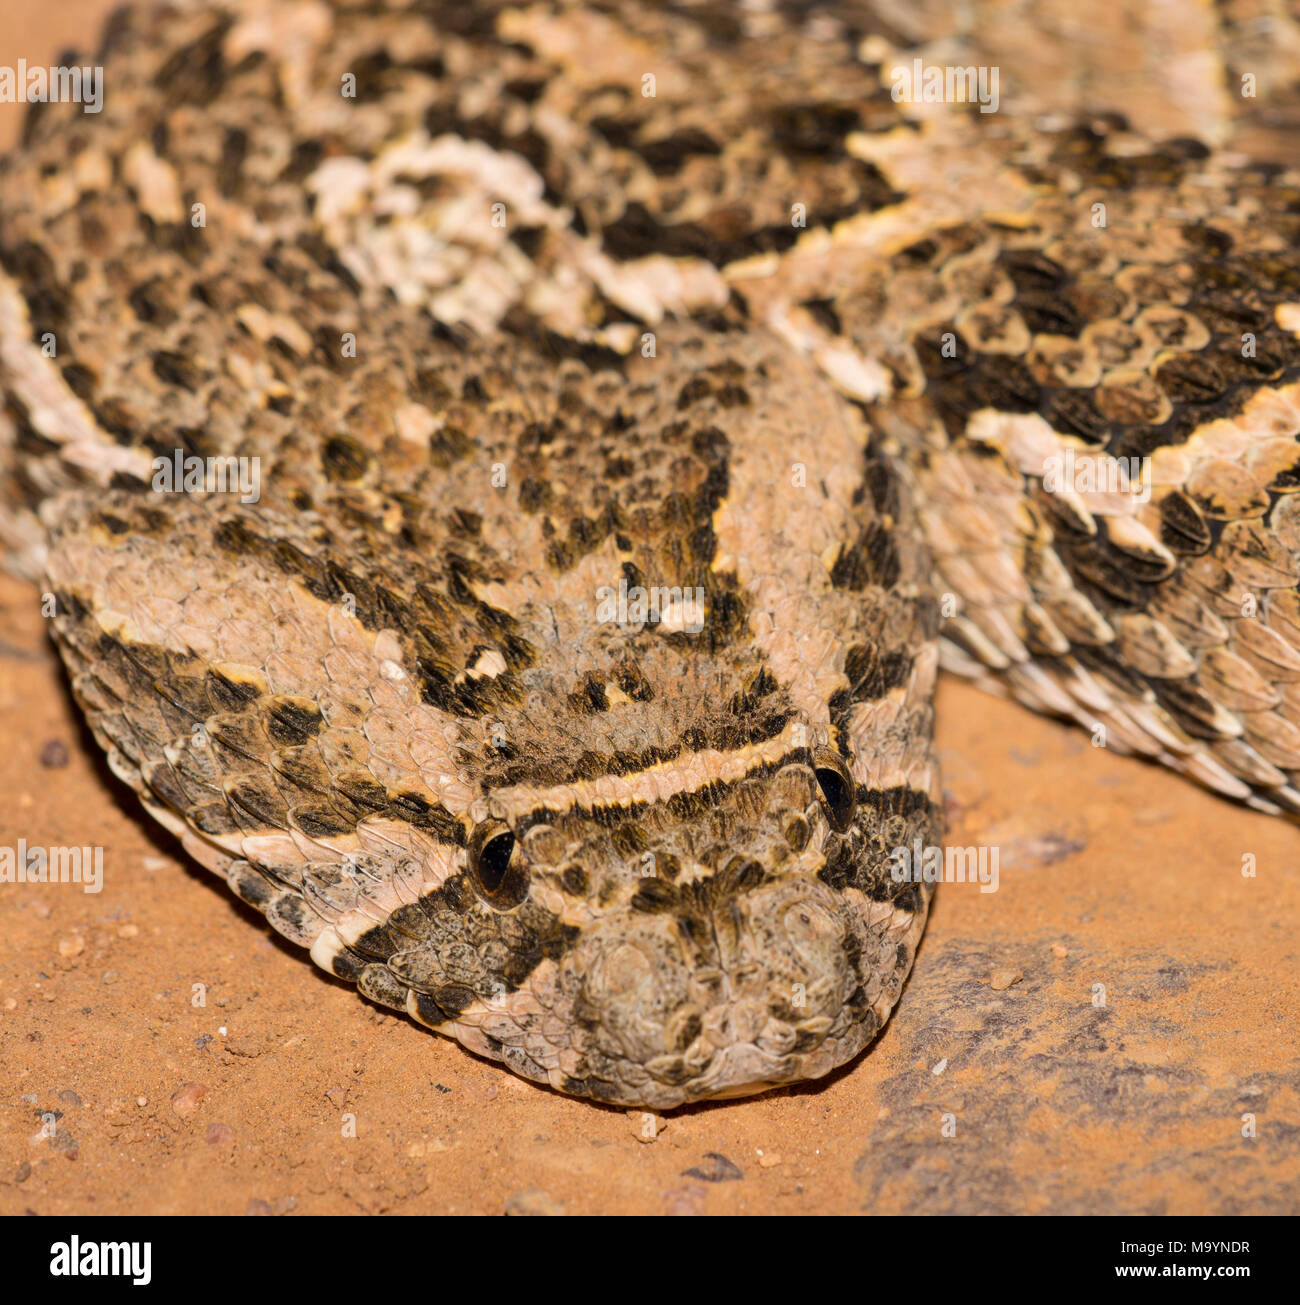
[570, 879, 865, 1105]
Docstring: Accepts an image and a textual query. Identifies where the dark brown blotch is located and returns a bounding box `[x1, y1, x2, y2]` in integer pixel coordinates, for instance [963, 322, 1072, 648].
[320, 433, 372, 483]
[223, 775, 290, 830]
[567, 673, 609, 715]
[631, 877, 678, 912]
[151, 15, 234, 106]
[150, 350, 203, 393]
[1158, 490, 1212, 555]
[264, 696, 323, 747]
[206, 667, 265, 717]
[386, 791, 466, 844]
[288, 804, 355, 838]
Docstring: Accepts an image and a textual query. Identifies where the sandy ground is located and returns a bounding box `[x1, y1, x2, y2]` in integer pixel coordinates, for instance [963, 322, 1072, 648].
[2, 3, 1299, 1216]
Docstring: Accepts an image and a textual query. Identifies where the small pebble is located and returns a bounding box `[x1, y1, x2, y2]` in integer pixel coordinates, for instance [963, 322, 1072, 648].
[15, 1162, 30, 1183]
[117, 924, 139, 939]
[205, 1122, 235, 1145]
[989, 966, 1023, 991]
[756, 1150, 782, 1169]
[245, 1199, 273, 1216]
[221, 1033, 264, 1064]
[1051, 943, 1069, 959]
[142, 856, 169, 873]
[101, 970, 118, 985]
[170, 1082, 208, 1117]
[39, 739, 70, 768]
[58, 1090, 82, 1108]
[57, 936, 84, 958]
[3, 997, 16, 1011]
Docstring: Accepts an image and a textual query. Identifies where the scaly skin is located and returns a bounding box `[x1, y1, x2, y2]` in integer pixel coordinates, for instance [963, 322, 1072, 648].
[1, 1, 1298, 1105]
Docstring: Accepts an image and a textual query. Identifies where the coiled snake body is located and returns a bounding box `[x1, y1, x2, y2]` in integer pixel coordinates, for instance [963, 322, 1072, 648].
[2, 1, 1299, 1107]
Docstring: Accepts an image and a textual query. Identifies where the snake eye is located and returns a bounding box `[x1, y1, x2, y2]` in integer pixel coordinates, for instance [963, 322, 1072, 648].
[813, 750, 856, 832]
[468, 820, 527, 907]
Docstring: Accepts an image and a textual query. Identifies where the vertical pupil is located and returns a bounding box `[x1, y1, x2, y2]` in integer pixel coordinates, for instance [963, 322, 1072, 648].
[478, 832, 515, 891]
[815, 766, 853, 828]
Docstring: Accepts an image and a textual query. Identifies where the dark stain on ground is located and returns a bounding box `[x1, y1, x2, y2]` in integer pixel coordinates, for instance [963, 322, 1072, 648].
[851, 937, 1300, 1214]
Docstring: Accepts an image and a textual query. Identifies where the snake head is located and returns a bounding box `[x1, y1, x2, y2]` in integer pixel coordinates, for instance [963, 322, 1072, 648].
[434, 728, 941, 1109]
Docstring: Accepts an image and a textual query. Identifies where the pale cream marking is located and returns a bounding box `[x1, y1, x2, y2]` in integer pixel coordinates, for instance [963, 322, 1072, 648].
[305, 131, 565, 333]
[404, 957, 569, 1073]
[121, 142, 184, 225]
[1149, 380, 1300, 488]
[574, 245, 730, 325]
[767, 304, 892, 401]
[227, 0, 333, 112]
[59, 551, 482, 815]
[482, 717, 811, 825]
[304, 837, 463, 952]
[393, 401, 440, 448]
[459, 648, 507, 682]
[234, 303, 314, 358]
[497, 5, 690, 96]
[711, 354, 870, 737]
[0, 271, 151, 483]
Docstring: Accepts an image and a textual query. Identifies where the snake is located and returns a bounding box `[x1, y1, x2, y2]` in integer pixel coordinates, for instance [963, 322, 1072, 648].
[1, 0, 1298, 1110]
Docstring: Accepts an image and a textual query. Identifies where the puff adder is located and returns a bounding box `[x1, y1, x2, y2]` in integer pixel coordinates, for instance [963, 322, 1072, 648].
[2, 1, 1299, 1108]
